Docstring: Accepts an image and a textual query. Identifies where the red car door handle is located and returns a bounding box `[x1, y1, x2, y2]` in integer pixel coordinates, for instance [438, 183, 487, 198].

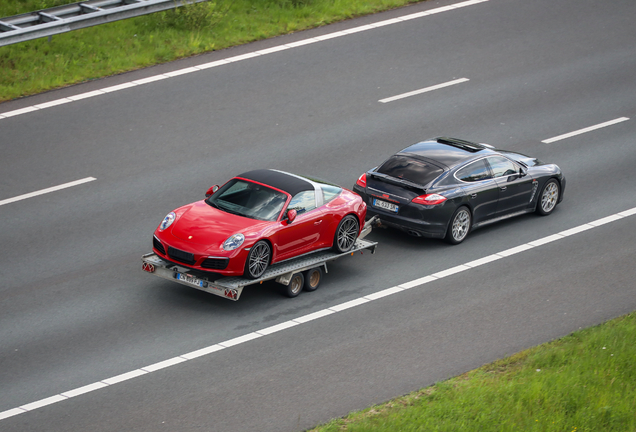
[314, 220, 323, 225]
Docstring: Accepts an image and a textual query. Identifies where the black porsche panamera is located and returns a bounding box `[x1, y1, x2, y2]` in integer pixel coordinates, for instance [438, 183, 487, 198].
[352, 137, 566, 244]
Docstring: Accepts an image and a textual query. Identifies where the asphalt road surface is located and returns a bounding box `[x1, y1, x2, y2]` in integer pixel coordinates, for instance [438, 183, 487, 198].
[1, 0, 635, 430]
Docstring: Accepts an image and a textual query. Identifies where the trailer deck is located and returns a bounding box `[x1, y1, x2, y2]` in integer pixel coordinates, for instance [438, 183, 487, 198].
[141, 238, 377, 300]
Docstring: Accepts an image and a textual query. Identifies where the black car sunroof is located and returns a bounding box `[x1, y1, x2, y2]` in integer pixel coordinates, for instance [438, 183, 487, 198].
[436, 137, 487, 152]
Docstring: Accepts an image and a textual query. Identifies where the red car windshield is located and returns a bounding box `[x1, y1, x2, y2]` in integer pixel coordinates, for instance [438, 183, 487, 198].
[206, 179, 288, 221]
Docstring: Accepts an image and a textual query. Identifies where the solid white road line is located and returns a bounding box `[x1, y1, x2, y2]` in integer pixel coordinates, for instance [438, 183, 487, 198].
[0, 0, 488, 120]
[0, 177, 96, 207]
[20, 395, 68, 411]
[378, 78, 470, 103]
[2, 204, 635, 422]
[399, 275, 437, 289]
[542, 117, 630, 143]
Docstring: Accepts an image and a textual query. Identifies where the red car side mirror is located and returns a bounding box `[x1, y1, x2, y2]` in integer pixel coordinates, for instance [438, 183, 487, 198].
[206, 185, 219, 197]
[286, 209, 297, 224]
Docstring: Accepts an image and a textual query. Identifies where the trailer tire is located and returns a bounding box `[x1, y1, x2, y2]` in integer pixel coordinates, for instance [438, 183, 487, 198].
[282, 272, 304, 298]
[303, 267, 323, 292]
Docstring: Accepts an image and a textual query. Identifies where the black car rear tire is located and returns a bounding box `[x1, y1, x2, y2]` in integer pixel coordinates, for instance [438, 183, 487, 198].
[332, 215, 359, 253]
[244, 240, 270, 279]
[536, 179, 560, 216]
[445, 206, 472, 245]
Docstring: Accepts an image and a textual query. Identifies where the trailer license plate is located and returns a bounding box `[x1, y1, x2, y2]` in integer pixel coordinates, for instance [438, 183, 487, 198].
[373, 198, 398, 213]
[177, 272, 205, 288]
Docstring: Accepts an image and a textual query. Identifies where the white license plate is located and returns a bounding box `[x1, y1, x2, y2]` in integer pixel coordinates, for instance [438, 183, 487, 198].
[177, 272, 205, 287]
[373, 198, 399, 213]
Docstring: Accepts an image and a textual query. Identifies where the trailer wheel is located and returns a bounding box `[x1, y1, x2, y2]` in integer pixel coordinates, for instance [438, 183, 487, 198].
[282, 272, 304, 298]
[303, 267, 323, 292]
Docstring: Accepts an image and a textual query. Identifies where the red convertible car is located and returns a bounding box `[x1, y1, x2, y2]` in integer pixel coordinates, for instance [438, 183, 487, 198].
[152, 169, 367, 279]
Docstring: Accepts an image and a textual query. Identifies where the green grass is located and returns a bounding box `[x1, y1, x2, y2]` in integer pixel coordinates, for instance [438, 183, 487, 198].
[307, 312, 636, 432]
[0, 0, 420, 102]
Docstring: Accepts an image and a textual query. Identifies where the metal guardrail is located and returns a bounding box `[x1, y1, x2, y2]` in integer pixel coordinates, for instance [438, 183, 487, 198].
[0, 0, 208, 47]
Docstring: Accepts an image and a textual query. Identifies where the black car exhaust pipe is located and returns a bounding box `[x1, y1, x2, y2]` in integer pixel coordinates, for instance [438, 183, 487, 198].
[408, 230, 422, 237]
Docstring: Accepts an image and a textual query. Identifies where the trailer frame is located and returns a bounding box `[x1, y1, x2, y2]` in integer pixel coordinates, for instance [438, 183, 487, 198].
[141, 238, 377, 300]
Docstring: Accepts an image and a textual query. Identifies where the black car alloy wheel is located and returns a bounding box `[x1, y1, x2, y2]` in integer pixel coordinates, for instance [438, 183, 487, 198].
[446, 207, 472, 245]
[537, 179, 559, 216]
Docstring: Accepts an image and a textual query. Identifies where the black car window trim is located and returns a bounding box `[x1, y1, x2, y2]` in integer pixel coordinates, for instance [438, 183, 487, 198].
[453, 156, 495, 184]
[485, 155, 522, 179]
[497, 150, 540, 167]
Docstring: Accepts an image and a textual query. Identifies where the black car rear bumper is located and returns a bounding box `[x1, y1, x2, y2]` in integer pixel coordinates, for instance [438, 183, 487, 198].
[354, 184, 449, 238]
[365, 207, 447, 238]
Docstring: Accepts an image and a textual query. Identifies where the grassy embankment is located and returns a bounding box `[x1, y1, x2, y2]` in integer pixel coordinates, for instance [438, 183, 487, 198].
[308, 312, 636, 432]
[0, 0, 419, 102]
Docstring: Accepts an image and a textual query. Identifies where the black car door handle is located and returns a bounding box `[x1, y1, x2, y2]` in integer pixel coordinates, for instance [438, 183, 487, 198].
[471, 193, 478, 199]
[500, 186, 507, 191]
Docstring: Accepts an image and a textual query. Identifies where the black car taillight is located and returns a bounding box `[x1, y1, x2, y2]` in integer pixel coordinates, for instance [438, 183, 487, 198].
[412, 194, 447, 205]
[356, 173, 367, 188]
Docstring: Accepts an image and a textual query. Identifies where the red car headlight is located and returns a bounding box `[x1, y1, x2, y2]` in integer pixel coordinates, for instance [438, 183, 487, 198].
[159, 212, 176, 230]
[223, 233, 245, 251]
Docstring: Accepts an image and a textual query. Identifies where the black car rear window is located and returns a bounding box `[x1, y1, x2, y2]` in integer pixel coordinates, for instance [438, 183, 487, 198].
[377, 155, 444, 185]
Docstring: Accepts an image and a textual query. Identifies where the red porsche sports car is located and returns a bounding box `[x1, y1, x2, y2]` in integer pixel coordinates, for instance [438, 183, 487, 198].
[152, 169, 367, 279]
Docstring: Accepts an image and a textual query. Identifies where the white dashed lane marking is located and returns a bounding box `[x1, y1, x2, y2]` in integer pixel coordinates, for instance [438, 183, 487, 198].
[542, 117, 630, 143]
[378, 78, 470, 103]
[0, 177, 96, 207]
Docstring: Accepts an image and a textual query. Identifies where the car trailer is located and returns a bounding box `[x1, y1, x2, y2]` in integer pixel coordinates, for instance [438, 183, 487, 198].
[141, 217, 378, 301]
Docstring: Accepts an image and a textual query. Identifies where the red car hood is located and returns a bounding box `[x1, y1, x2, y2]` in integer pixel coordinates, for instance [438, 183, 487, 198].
[167, 201, 271, 251]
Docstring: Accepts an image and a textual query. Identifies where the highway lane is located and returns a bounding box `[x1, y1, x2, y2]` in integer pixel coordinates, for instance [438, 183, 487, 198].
[1, 0, 636, 429]
[3, 219, 635, 431]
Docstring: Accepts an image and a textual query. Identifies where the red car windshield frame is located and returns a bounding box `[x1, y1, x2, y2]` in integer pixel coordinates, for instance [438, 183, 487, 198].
[206, 178, 290, 222]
